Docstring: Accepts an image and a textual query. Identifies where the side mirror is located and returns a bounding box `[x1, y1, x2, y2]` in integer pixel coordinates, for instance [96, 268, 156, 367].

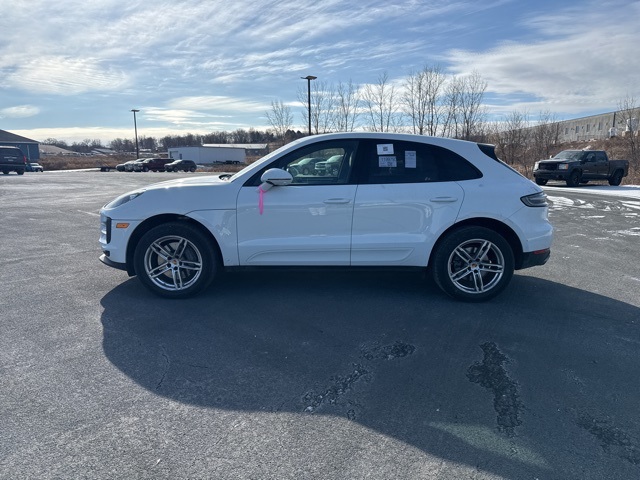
[259, 168, 293, 191]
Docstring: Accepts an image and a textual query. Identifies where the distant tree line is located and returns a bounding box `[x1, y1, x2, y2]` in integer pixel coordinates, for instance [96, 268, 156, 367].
[44, 128, 305, 154]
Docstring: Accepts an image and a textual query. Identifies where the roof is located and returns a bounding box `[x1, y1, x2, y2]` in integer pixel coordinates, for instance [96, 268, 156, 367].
[0, 129, 39, 144]
[202, 144, 268, 149]
[39, 144, 77, 155]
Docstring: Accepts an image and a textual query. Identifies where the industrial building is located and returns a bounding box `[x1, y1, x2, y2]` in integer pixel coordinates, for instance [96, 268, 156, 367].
[167, 144, 268, 165]
[0, 129, 40, 161]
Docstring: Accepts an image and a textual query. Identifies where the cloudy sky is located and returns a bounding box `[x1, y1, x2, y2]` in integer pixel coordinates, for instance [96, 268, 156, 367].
[1, 0, 639, 144]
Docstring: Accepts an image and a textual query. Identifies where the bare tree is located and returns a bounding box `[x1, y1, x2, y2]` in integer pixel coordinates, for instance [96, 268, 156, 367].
[617, 94, 640, 165]
[458, 71, 487, 140]
[362, 72, 402, 132]
[531, 110, 560, 161]
[334, 79, 360, 132]
[265, 100, 293, 144]
[402, 65, 446, 135]
[497, 110, 530, 169]
[441, 76, 462, 138]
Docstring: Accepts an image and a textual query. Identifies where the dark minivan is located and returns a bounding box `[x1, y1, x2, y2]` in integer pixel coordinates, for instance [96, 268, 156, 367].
[0, 146, 28, 175]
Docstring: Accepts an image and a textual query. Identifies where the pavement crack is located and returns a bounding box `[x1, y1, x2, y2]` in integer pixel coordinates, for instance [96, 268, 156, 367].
[577, 412, 640, 465]
[361, 340, 416, 361]
[467, 342, 523, 435]
[302, 363, 369, 413]
[156, 346, 170, 390]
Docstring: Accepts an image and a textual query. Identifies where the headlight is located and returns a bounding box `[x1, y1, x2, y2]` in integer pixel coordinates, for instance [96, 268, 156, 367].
[104, 190, 144, 209]
[100, 214, 111, 243]
[558, 164, 569, 170]
[521, 192, 548, 207]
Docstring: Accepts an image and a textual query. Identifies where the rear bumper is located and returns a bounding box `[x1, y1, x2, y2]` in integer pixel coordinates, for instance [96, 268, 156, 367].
[518, 248, 551, 269]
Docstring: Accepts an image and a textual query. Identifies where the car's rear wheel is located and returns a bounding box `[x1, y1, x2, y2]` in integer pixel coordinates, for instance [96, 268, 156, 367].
[432, 226, 514, 302]
[608, 169, 623, 186]
[189, 167, 196, 172]
[134, 222, 218, 298]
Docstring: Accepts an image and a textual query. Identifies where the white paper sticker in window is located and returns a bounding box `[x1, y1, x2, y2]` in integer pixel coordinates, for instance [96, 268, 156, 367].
[378, 156, 397, 168]
[405, 151, 417, 168]
[377, 144, 394, 155]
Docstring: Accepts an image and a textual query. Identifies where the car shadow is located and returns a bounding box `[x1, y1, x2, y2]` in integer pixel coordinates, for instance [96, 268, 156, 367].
[101, 270, 640, 478]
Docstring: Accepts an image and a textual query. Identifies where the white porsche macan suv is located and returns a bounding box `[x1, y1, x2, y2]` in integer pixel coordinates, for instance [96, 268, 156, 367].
[100, 133, 552, 301]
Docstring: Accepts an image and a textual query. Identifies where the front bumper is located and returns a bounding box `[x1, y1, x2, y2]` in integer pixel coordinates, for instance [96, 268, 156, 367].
[99, 253, 128, 271]
[534, 170, 569, 181]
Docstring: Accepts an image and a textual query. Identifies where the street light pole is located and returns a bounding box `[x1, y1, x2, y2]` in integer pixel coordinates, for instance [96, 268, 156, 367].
[131, 109, 140, 158]
[301, 75, 317, 135]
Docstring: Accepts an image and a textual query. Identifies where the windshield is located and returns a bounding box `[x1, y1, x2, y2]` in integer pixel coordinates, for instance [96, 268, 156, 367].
[554, 151, 583, 160]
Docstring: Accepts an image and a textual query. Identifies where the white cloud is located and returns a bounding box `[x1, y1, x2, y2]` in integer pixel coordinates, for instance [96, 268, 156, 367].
[445, 1, 640, 114]
[6, 57, 129, 95]
[0, 105, 40, 118]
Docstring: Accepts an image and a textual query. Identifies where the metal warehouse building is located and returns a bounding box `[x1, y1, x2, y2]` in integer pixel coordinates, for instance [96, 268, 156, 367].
[167, 144, 268, 165]
[0, 129, 40, 161]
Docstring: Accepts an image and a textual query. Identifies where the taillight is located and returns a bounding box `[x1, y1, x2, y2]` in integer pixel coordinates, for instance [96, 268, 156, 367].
[22, 156, 27, 164]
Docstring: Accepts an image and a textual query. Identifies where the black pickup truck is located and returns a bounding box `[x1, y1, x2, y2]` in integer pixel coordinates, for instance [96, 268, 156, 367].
[533, 150, 629, 187]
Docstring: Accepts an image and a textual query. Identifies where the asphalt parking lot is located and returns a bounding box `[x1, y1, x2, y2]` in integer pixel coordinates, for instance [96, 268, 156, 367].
[2, 171, 640, 479]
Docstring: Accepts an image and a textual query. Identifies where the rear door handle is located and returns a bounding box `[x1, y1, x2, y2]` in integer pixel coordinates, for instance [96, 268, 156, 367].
[430, 196, 458, 203]
[324, 198, 352, 204]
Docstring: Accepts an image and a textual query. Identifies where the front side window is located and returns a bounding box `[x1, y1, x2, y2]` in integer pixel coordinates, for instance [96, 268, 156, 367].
[245, 140, 358, 186]
[358, 140, 481, 184]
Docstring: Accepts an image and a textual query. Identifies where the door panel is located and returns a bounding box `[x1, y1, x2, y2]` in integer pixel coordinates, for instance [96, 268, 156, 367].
[351, 183, 464, 265]
[236, 185, 357, 265]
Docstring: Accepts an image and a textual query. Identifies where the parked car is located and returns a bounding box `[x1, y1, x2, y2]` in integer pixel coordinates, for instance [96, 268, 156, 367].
[288, 157, 323, 175]
[134, 157, 172, 172]
[314, 154, 344, 176]
[533, 149, 629, 187]
[165, 159, 197, 172]
[115, 162, 128, 172]
[99, 132, 552, 302]
[0, 145, 28, 175]
[116, 159, 141, 172]
[26, 162, 44, 172]
[124, 158, 150, 172]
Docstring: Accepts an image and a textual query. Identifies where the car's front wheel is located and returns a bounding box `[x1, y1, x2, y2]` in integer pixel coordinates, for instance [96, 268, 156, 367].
[535, 178, 547, 186]
[566, 170, 581, 187]
[432, 226, 514, 302]
[134, 222, 218, 298]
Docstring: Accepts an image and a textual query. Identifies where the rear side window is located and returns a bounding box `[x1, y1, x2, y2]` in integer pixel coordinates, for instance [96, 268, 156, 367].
[358, 140, 482, 184]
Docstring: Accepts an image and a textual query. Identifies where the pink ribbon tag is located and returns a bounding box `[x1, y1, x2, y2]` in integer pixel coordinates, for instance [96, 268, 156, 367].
[258, 185, 265, 215]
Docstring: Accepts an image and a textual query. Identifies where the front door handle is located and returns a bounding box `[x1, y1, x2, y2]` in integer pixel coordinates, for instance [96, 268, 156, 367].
[324, 198, 352, 204]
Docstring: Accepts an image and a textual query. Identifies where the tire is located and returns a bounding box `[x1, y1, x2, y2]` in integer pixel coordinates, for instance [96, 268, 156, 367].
[3, 171, 9, 175]
[535, 178, 548, 186]
[189, 167, 196, 172]
[17, 170, 24, 175]
[133, 222, 218, 298]
[608, 170, 623, 186]
[302, 167, 310, 175]
[432, 226, 514, 302]
[566, 170, 581, 187]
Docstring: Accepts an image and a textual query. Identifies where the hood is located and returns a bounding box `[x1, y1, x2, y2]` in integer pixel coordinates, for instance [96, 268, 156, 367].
[142, 174, 232, 191]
